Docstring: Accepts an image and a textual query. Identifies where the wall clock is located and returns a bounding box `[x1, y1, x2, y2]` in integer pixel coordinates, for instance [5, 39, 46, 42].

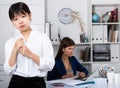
[58, 8, 74, 24]
[58, 8, 84, 34]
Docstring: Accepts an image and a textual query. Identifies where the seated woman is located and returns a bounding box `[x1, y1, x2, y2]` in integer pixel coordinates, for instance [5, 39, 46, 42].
[47, 37, 88, 80]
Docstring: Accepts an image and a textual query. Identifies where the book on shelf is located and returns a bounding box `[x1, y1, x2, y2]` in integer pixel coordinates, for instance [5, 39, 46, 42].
[108, 25, 118, 42]
[109, 8, 118, 22]
[80, 50, 85, 61]
[102, 8, 118, 23]
[80, 47, 91, 62]
[115, 30, 119, 42]
[84, 47, 91, 62]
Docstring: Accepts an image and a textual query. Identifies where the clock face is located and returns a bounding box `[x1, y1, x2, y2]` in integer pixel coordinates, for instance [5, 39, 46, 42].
[58, 8, 74, 24]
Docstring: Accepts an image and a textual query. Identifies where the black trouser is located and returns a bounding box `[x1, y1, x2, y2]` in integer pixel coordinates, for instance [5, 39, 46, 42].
[8, 75, 46, 88]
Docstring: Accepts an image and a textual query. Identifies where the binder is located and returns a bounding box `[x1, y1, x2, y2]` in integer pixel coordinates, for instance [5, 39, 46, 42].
[110, 44, 120, 62]
[115, 30, 119, 42]
[118, 31, 120, 42]
[92, 25, 108, 43]
[45, 22, 51, 38]
[108, 25, 116, 42]
[84, 47, 91, 62]
[103, 25, 108, 42]
[92, 25, 103, 43]
[50, 26, 60, 45]
[80, 47, 91, 62]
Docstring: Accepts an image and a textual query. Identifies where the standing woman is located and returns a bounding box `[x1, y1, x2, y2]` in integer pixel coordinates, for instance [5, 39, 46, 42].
[47, 37, 88, 80]
[4, 2, 54, 88]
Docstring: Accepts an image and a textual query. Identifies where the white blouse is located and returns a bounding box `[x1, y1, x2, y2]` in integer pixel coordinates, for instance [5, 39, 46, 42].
[4, 29, 55, 77]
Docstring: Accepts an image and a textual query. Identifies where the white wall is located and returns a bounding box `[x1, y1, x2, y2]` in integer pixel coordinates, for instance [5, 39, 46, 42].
[46, 0, 91, 45]
[92, 0, 120, 4]
[0, 3, 15, 65]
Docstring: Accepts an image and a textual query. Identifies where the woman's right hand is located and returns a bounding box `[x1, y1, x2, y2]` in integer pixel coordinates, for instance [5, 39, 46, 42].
[62, 73, 75, 79]
[8, 38, 24, 67]
[14, 38, 24, 52]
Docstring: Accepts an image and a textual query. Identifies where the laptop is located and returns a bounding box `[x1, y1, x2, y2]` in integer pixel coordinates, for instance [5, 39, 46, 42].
[74, 71, 97, 81]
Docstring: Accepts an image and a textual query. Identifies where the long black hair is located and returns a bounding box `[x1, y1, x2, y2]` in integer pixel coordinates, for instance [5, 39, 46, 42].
[9, 2, 31, 20]
[55, 37, 75, 59]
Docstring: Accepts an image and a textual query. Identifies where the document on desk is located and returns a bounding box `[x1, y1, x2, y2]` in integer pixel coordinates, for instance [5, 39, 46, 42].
[47, 77, 95, 88]
[93, 78, 107, 88]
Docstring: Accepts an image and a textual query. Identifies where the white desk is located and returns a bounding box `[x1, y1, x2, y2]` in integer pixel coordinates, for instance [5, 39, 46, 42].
[46, 77, 120, 88]
[46, 78, 102, 88]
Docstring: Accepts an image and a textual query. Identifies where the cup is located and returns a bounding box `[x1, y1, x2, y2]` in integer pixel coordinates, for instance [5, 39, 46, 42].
[114, 73, 120, 86]
[107, 72, 114, 84]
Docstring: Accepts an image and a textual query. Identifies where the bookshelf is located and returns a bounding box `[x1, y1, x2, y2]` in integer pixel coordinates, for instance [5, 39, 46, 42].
[91, 3, 120, 72]
[70, 3, 120, 74]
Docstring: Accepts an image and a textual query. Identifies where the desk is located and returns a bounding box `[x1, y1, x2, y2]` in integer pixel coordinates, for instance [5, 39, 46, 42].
[46, 78, 105, 88]
[46, 78, 120, 88]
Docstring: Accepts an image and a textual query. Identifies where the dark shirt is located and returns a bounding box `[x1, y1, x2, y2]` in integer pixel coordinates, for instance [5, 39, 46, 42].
[47, 56, 88, 80]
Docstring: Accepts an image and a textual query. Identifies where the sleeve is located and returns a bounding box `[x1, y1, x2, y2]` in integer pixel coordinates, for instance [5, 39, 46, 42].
[4, 40, 17, 76]
[47, 65, 58, 80]
[47, 60, 62, 81]
[74, 57, 89, 76]
[38, 34, 55, 72]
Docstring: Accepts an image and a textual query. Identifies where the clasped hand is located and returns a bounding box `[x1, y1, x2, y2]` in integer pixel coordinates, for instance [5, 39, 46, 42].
[62, 72, 86, 79]
[14, 38, 31, 57]
[62, 73, 75, 79]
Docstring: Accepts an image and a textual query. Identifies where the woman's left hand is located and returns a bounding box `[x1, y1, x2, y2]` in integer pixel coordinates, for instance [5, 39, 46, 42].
[19, 45, 31, 57]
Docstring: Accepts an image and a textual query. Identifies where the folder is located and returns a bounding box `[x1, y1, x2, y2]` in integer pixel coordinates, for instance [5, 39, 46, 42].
[45, 22, 51, 38]
[84, 47, 91, 62]
[92, 25, 103, 43]
[110, 44, 120, 62]
[50, 26, 60, 45]
[92, 25, 108, 43]
[115, 30, 119, 42]
[103, 25, 108, 42]
[108, 25, 117, 42]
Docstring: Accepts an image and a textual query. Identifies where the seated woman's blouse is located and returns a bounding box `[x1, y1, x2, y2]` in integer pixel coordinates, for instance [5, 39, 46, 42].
[47, 56, 88, 80]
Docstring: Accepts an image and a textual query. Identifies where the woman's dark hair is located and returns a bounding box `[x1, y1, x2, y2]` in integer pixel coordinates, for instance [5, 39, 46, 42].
[9, 2, 31, 20]
[55, 37, 75, 59]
